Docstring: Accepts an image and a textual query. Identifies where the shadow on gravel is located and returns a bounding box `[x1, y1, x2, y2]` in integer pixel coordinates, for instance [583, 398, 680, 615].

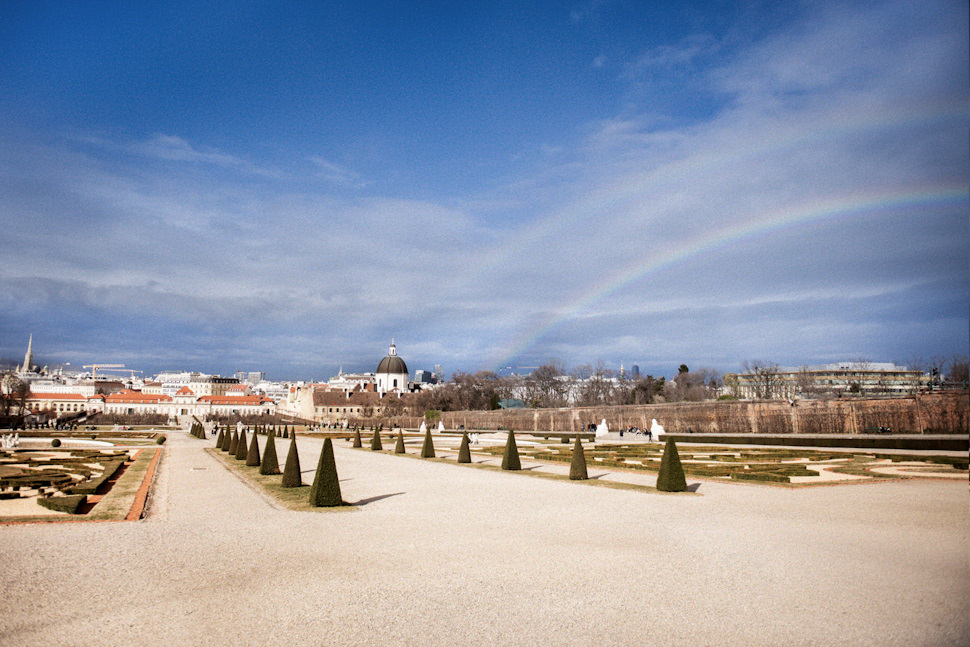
[687, 483, 701, 493]
[351, 492, 405, 506]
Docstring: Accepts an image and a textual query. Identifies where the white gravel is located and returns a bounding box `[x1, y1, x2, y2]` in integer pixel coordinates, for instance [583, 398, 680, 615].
[0, 432, 967, 646]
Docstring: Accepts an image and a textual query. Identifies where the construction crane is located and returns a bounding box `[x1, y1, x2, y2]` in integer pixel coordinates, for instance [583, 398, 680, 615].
[82, 364, 125, 380]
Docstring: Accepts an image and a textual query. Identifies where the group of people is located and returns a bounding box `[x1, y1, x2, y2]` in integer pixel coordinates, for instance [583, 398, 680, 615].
[618, 426, 654, 440]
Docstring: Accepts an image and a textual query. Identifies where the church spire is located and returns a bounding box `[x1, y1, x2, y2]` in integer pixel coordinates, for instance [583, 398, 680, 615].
[21, 334, 34, 374]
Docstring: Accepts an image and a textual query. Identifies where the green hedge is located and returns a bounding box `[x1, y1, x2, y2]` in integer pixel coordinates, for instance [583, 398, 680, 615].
[731, 472, 790, 483]
[67, 458, 126, 495]
[37, 494, 87, 514]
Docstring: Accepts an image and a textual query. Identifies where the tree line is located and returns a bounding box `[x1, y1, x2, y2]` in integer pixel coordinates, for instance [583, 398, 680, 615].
[407, 361, 724, 413]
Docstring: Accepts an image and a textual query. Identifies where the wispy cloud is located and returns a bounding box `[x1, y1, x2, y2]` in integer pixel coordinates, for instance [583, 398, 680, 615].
[307, 156, 368, 188]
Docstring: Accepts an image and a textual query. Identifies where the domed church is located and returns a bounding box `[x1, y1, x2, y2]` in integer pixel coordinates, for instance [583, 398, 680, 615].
[375, 341, 409, 393]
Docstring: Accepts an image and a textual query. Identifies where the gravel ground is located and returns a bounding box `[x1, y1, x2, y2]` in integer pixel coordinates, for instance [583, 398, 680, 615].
[0, 432, 967, 646]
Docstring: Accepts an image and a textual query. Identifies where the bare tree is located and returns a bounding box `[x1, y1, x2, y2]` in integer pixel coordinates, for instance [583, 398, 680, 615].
[573, 361, 616, 407]
[523, 362, 568, 408]
[0, 372, 29, 417]
[948, 354, 969, 385]
[741, 360, 781, 399]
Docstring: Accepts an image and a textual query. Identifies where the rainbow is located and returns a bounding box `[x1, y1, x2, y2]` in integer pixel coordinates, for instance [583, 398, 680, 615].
[488, 184, 969, 369]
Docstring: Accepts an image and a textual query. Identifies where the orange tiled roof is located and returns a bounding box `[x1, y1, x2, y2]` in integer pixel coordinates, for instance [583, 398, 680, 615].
[197, 395, 273, 405]
[105, 390, 172, 404]
[27, 392, 87, 401]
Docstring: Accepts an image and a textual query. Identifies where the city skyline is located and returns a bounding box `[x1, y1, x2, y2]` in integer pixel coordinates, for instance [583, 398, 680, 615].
[1, 1, 967, 380]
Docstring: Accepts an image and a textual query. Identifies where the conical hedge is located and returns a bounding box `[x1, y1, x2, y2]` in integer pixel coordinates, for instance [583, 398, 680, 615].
[260, 430, 280, 475]
[281, 434, 302, 487]
[420, 428, 435, 458]
[569, 436, 588, 480]
[395, 430, 406, 454]
[353, 429, 362, 448]
[235, 429, 249, 460]
[501, 430, 520, 470]
[227, 430, 238, 454]
[246, 431, 261, 467]
[457, 432, 471, 464]
[656, 438, 688, 492]
[216, 428, 225, 448]
[371, 429, 383, 451]
[308, 438, 344, 507]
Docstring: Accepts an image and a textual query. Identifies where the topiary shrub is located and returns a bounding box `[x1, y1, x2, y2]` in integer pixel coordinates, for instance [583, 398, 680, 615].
[51, 438, 61, 447]
[371, 429, 383, 451]
[656, 438, 688, 492]
[216, 428, 225, 448]
[246, 432, 261, 467]
[227, 430, 238, 454]
[235, 430, 249, 460]
[457, 432, 471, 464]
[260, 432, 280, 475]
[501, 430, 520, 471]
[569, 436, 588, 480]
[156, 435, 167, 445]
[281, 435, 302, 487]
[353, 429, 362, 448]
[308, 438, 345, 507]
[395, 430, 406, 454]
[421, 429, 435, 458]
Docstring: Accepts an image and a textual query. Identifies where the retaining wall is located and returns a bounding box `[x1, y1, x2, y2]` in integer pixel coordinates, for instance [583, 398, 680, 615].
[372, 392, 968, 435]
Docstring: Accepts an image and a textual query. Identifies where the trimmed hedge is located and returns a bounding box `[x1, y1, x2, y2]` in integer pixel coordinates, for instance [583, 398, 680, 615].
[155, 435, 167, 445]
[656, 439, 688, 492]
[308, 438, 344, 507]
[421, 429, 435, 458]
[260, 432, 280, 475]
[731, 471, 791, 483]
[457, 432, 471, 464]
[569, 437, 588, 480]
[235, 430, 249, 460]
[37, 494, 87, 514]
[246, 432, 261, 467]
[68, 458, 126, 495]
[395, 431, 406, 454]
[501, 431, 520, 471]
[281, 435, 302, 488]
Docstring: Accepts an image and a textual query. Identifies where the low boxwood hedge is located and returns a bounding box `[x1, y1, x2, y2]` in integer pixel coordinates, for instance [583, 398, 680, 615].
[67, 458, 126, 495]
[37, 494, 87, 514]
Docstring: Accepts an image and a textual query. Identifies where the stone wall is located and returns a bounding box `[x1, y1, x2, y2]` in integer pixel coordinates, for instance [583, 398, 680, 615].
[369, 392, 968, 435]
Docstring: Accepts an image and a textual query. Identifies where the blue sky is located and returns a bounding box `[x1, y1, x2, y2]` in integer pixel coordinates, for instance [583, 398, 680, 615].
[1, 0, 967, 381]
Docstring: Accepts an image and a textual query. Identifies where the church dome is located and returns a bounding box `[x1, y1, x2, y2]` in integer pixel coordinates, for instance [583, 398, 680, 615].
[376, 342, 408, 376]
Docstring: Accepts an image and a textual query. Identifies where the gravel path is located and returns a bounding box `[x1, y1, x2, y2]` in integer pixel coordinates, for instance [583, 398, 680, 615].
[1, 432, 967, 646]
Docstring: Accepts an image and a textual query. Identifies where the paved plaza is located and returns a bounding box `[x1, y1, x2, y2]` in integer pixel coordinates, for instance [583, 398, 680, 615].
[1, 432, 967, 646]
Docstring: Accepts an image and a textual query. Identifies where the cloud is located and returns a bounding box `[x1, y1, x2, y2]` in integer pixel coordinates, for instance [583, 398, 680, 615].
[1, 0, 965, 378]
[307, 156, 368, 187]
